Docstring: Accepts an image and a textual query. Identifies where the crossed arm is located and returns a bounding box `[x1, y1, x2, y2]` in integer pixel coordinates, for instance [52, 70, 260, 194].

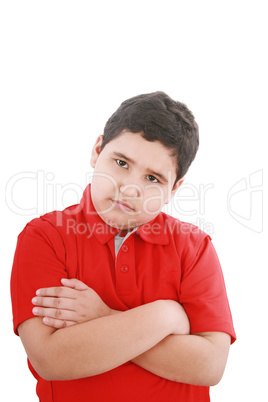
[18, 278, 231, 386]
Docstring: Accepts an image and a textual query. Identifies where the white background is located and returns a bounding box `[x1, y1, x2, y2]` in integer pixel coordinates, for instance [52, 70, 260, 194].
[1, 1, 267, 400]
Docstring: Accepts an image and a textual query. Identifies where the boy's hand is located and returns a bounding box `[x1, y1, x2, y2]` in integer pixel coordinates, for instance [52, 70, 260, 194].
[32, 278, 113, 329]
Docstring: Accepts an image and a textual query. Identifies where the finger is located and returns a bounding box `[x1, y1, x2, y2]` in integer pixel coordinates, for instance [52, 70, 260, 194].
[32, 296, 75, 310]
[36, 286, 75, 298]
[33, 306, 78, 321]
[61, 278, 89, 291]
[43, 317, 77, 329]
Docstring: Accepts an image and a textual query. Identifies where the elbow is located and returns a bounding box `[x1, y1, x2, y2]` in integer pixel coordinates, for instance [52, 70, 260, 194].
[28, 354, 61, 382]
[169, 361, 225, 387]
[39, 368, 98, 382]
[32, 357, 76, 381]
[201, 371, 224, 387]
[173, 355, 227, 387]
[208, 363, 227, 386]
[37, 366, 62, 382]
[36, 369, 56, 382]
[172, 372, 225, 387]
[27, 348, 71, 381]
[30, 351, 97, 382]
[196, 359, 227, 387]
[206, 348, 229, 386]
[40, 371, 70, 382]
[192, 332, 230, 387]
[32, 362, 71, 382]
[183, 369, 225, 387]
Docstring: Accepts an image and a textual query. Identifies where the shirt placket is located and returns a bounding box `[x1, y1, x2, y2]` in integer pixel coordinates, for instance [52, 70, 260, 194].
[115, 233, 139, 308]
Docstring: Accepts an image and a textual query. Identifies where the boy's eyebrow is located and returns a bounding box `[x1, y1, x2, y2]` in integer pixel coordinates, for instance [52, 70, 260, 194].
[113, 152, 135, 164]
[148, 170, 168, 183]
[112, 152, 168, 183]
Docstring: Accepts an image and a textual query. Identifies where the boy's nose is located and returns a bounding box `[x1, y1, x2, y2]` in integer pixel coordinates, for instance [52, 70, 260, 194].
[120, 183, 141, 198]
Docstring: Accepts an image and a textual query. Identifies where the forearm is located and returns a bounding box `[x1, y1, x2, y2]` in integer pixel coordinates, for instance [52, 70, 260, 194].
[39, 300, 179, 381]
[132, 332, 231, 386]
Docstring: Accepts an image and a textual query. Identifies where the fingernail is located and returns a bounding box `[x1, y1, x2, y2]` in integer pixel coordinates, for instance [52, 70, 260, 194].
[32, 307, 39, 315]
[36, 289, 41, 295]
[32, 297, 38, 304]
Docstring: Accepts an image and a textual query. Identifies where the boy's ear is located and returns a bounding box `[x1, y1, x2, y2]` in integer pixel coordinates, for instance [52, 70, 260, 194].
[165, 178, 184, 204]
[90, 135, 103, 168]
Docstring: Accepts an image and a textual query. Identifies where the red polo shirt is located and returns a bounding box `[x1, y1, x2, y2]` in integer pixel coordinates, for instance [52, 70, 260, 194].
[11, 184, 236, 402]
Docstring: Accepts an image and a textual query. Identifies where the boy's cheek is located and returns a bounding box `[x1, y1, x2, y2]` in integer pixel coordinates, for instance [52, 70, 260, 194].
[142, 195, 165, 216]
[141, 187, 168, 214]
[92, 172, 119, 192]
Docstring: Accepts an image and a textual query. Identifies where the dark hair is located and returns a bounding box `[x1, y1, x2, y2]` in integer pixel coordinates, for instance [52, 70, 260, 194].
[101, 91, 199, 182]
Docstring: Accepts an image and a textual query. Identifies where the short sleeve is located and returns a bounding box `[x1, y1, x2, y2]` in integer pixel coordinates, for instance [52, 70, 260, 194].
[179, 235, 236, 344]
[10, 218, 68, 335]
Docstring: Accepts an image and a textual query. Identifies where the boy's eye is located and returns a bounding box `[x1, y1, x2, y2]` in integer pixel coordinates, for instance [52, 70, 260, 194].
[116, 159, 128, 168]
[146, 174, 158, 183]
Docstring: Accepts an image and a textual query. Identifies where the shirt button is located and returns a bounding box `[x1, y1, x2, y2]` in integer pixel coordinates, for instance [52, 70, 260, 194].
[121, 265, 129, 273]
[122, 245, 128, 252]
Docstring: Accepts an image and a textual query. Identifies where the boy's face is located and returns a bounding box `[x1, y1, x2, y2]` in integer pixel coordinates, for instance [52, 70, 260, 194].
[90, 130, 183, 231]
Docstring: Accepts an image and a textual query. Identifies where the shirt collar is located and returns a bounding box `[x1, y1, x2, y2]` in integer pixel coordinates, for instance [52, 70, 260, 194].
[136, 213, 169, 245]
[80, 184, 169, 246]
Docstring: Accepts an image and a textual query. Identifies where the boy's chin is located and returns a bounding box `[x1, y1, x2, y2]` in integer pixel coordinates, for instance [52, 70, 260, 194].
[104, 215, 157, 232]
[105, 219, 139, 232]
[99, 210, 158, 232]
[101, 214, 143, 231]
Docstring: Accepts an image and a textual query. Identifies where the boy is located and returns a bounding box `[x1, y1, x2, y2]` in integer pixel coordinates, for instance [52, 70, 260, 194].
[11, 91, 236, 401]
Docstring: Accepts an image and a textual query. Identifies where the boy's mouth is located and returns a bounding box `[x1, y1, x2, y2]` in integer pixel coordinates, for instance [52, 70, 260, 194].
[112, 200, 135, 212]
